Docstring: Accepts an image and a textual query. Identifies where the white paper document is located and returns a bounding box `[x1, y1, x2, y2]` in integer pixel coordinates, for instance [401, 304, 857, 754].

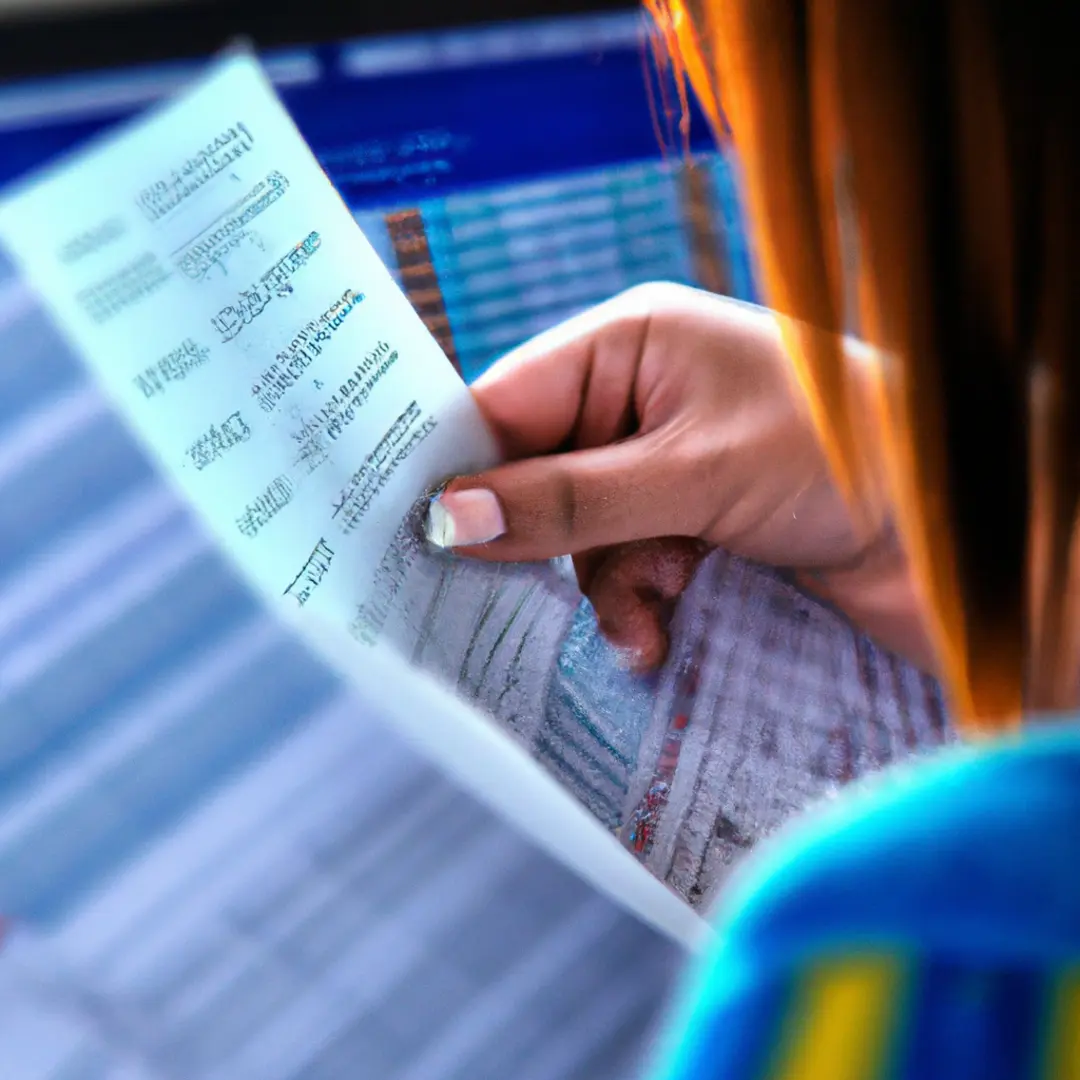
[0, 54, 950, 950]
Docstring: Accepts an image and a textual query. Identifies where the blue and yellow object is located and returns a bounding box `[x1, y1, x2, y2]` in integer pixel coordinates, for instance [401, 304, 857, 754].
[655, 727, 1080, 1079]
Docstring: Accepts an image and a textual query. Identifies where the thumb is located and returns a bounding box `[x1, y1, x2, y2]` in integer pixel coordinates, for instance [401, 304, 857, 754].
[424, 435, 693, 562]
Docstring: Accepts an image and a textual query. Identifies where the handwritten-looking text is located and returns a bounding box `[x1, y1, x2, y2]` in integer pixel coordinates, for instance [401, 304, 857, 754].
[283, 538, 335, 607]
[138, 123, 255, 222]
[133, 338, 211, 399]
[58, 217, 126, 265]
[185, 411, 251, 471]
[236, 474, 294, 538]
[76, 253, 170, 324]
[175, 170, 289, 281]
[333, 403, 436, 533]
[351, 516, 423, 646]
[250, 288, 363, 414]
[211, 231, 321, 343]
[287, 338, 394, 473]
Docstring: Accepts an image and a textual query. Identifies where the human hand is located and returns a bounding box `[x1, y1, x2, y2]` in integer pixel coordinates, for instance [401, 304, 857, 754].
[425, 283, 933, 674]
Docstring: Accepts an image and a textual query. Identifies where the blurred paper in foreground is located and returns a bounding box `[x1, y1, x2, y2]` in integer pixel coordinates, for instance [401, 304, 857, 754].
[0, 54, 951, 947]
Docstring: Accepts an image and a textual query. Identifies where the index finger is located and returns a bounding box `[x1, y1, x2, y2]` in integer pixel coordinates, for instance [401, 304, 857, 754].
[470, 289, 652, 459]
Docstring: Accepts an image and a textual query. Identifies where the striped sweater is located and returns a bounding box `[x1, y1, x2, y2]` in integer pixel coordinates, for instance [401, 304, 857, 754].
[654, 727, 1080, 1080]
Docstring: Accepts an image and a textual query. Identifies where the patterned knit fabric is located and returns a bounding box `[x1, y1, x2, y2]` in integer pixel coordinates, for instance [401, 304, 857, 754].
[652, 726, 1080, 1079]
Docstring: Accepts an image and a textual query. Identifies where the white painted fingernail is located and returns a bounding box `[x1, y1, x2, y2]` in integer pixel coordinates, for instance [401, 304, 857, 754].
[425, 489, 506, 548]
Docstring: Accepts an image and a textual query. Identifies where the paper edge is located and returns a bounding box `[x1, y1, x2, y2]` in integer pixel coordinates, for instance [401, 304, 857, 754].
[286, 604, 713, 953]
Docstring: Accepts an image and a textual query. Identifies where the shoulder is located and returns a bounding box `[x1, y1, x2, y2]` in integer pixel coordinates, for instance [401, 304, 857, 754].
[652, 725, 1080, 1080]
[725, 723, 1080, 965]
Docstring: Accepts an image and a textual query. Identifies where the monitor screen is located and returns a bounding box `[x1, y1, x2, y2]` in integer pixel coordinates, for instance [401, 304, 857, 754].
[0, 12, 757, 383]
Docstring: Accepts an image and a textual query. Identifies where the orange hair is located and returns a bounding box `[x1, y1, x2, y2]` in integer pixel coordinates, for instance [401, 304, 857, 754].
[646, 0, 1080, 732]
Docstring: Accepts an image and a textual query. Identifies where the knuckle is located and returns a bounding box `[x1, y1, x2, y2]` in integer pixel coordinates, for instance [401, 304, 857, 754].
[615, 280, 686, 312]
[551, 466, 581, 543]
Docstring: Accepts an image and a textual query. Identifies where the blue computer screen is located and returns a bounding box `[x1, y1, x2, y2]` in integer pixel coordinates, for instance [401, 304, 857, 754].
[0, 13, 757, 383]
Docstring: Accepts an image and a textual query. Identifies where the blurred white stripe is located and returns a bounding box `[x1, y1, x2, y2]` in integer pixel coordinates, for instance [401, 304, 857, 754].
[0, 618, 277, 853]
[515, 966, 658, 1080]
[0, 524, 204, 692]
[218, 830, 528, 1080]
[0, 277, 34, 329]
[47, 690, 384, 971]
[0, 387, 104, 489]
[0, 51, 319, 132]
[339, 14, 643, 79]
[261, 51, 322, 88]
[397, 898, 618, 1080]
[0, 485, 185, 646]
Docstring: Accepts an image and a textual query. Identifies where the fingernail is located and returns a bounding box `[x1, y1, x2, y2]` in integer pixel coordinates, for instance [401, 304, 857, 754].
[425, 489, 506, 548]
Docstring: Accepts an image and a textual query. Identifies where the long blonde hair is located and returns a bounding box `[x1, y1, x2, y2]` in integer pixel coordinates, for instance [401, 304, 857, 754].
[647, 0, 1079, 732]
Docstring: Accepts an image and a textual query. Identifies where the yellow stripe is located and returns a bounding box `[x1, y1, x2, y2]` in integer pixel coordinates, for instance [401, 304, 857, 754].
[769, 955, 904, 1080]
[1045, 967, 1080, 1080]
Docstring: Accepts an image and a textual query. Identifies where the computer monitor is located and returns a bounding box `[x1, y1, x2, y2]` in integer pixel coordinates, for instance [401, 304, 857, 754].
[0, 12, 756, 382]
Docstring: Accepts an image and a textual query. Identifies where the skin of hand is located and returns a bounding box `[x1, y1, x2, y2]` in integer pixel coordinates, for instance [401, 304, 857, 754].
[425, 282, 936, 675]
